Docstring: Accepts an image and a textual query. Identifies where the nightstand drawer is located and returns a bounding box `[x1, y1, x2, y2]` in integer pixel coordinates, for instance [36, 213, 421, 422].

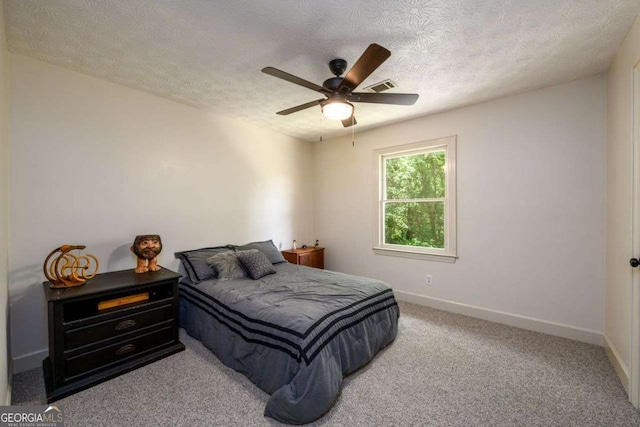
[64, 304, 173, 350]
[65, 326, 174, 378]
[298, 253, 312, 266]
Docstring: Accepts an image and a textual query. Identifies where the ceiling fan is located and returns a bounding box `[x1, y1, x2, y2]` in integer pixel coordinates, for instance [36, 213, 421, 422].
[261, 44, 419, 127]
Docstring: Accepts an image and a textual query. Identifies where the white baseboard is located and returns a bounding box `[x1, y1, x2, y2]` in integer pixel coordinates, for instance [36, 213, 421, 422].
[394, 290, 603, 346]
[5, 358, 12, 405]
[604, 334, 630, 393]
[12, 348, 46, 374]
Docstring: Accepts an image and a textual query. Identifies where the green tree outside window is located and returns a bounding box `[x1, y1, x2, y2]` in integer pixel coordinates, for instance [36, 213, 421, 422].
[383, 151, 446, 249]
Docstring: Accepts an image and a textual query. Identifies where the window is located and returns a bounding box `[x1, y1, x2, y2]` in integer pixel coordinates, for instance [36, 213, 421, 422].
[373, 136, 456, 262]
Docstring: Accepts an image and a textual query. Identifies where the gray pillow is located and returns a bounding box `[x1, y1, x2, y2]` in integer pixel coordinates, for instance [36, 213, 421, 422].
[234, 239, 286, 264]
[236, 249, 276, 280]
[175, 246, 232, 283]
[206, 251, 248, 281]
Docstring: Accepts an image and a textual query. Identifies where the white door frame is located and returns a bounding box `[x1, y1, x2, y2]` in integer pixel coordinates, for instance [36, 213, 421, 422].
[631, 62, 640, 409]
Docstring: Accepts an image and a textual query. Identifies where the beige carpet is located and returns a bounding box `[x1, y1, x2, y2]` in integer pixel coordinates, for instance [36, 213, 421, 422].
[12, 301, 640, 426]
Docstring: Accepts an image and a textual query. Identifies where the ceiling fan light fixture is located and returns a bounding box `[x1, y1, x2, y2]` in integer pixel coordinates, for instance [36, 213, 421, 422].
[321, 99, 354, 121]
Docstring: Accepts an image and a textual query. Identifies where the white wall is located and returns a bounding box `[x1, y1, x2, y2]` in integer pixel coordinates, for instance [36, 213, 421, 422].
[314, 77, 606, 337]
[8, 54, 314, 371]
[605, 13, 640, 388]
[0, 0, 10, 405]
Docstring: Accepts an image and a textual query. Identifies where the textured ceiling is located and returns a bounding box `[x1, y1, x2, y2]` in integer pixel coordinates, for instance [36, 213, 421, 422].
[5, 0, 640, 141]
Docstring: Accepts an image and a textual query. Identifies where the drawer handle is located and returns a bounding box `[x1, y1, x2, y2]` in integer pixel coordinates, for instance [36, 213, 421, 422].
[115, 319, 137, 331]
[115, 344, 136, 356]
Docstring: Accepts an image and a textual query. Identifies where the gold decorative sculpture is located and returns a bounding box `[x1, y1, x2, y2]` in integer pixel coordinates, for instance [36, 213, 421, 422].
[43, 245, 99, 288]
[131, 235, 162, 273]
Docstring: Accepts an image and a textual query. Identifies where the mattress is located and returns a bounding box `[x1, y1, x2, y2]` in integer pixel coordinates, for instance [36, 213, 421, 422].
[178, 262, 399, 424]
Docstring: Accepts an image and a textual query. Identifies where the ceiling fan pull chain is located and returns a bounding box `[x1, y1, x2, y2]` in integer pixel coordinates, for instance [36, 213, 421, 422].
[352, 117, 355, 147]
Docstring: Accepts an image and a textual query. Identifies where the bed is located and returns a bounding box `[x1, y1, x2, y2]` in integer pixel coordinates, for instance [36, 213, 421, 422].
[175, 241, 399, 424]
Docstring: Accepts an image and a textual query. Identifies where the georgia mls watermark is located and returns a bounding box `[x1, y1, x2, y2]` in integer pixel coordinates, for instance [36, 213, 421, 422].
[0, 405, 64, 427]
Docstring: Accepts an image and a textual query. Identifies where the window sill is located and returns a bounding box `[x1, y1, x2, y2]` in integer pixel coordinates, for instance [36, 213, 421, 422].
[372, 247, 457, 263]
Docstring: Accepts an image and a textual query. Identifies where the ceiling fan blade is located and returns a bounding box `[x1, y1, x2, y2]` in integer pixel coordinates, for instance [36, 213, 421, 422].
[342, 116, 357, 127]
[262, 67, 329, 94]
[337, 44, 391, 93]
[348, 92, 419, 105]
[276, 99, 324, 115]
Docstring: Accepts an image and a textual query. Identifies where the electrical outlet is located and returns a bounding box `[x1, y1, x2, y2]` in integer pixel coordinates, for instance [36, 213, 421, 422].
[426, 275, 433, 286]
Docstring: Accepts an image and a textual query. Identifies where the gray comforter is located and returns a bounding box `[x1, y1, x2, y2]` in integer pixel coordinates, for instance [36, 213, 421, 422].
[178, 262, 399, 424]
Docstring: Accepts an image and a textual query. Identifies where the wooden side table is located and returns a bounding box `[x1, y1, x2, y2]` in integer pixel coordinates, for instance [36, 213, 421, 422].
[281, 247, 324, 269]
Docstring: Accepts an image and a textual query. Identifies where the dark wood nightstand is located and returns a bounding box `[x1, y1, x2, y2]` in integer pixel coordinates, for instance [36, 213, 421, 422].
[281, 247, 324, 269]
[42, 267, 185, 403]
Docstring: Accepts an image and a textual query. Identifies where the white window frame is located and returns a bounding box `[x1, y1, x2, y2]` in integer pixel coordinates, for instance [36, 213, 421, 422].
[373, 135, 457, 263]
